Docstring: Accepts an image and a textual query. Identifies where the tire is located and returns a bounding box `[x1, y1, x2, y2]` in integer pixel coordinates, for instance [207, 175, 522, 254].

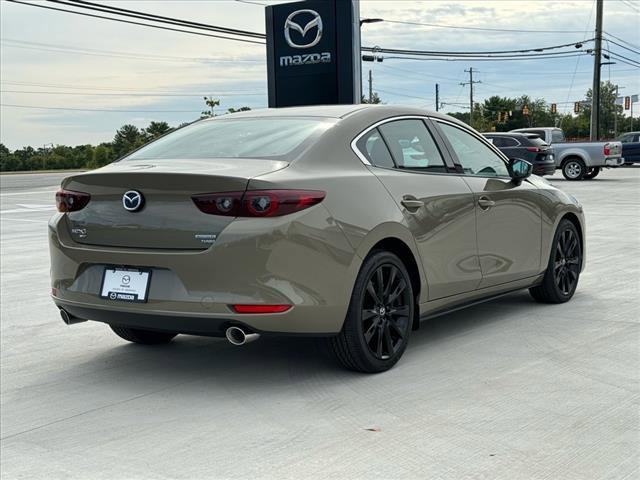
[530, 219, 582, 304]
[110, 325, 177, 344]
[583, 167, 600, 180]
[328, 251, 415, 373]
[562, 158, 586, 181]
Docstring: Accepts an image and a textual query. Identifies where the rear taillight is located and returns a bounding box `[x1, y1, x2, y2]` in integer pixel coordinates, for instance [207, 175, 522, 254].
[604, 143, 611, 156]
[232, 304, 292, 314]
[526, 147, 541, 152]
[56, 188, 90, 212]
[192, 189, 325, 217]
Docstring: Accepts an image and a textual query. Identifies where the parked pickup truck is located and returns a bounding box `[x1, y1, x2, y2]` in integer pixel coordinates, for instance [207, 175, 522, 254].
[510, 127, 623, 180]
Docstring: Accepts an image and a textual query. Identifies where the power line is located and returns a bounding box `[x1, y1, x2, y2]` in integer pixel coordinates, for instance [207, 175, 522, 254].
[620, 0, 640, 13]
[384, 53, 590, 62]
[377, 19, 588, 34]
[604, 31, 640, 50]
[0, 103, 203, 113]
[60, 0, 265, 39]
[603, 37, 640, 55]
[1, 38, 264, 64]
[5, 0, 266, 45]
[374, 88, 432, 103]
[362, 39, 592, 57]
[0, 90, 265, 97]
[1, 80, 263, 94]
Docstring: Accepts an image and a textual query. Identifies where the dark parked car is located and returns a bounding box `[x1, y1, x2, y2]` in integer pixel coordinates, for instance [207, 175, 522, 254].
[616, 131, 640, 165]
[483, 132, 555, 176]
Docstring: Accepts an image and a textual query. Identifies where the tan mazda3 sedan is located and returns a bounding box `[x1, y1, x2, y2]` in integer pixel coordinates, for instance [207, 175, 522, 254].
[49, 105, 585, 372]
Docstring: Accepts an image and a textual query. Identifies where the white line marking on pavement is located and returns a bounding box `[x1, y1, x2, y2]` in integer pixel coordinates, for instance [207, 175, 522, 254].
[0, 189, 56, 197]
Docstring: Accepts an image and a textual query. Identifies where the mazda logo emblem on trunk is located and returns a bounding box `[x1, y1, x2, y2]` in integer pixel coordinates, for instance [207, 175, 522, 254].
[122, 190, 144, 212]
[284, 10, 323, 49]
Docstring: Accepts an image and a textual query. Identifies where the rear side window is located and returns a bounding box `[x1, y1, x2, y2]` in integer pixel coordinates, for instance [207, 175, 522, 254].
[356, 128, 395, 168]
[527, 136, 548, 147]
[501, 137, 519, 147]
[486, 136, 502, 147]
[551, 130, 565, 143]
[126, 117, 335, 161]
[378, 119, 447, 173]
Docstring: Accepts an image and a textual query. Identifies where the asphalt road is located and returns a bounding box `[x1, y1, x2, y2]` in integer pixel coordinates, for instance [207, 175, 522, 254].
[1, 168, 639, 479]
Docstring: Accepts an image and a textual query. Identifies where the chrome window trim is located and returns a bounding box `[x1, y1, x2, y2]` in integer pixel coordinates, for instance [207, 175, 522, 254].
[350, 115, 438, 167]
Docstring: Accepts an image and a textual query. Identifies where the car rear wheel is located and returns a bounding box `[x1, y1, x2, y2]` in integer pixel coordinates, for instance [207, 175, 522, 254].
[110, 326, 177, 344]
[530, 219, 582, 303]
[583, 167, 600, 180]
[329, 251, 414, 373]
[562, 158, 586, 180]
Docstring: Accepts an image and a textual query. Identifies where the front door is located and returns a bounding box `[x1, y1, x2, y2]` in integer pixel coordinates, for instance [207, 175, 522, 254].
[435, 121, 542, 289]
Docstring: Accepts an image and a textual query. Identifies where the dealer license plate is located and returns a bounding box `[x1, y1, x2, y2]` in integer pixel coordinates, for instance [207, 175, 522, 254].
[100, 267, 151, 303]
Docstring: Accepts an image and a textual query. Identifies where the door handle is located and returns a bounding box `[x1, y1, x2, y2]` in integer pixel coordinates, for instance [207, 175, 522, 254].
[401, 196, 424, 210]
[478, 196, 495, 210]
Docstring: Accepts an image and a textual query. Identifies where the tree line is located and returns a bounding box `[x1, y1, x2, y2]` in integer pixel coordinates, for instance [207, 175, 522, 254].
[1, 83, 638, 172]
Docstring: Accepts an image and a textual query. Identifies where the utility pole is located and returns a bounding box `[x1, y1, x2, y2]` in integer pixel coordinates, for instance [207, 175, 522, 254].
[460, 68, 481, 128]
[368, 69, 373, 103]
[590, 0, 604, 141]
[435, 84, 439, 112]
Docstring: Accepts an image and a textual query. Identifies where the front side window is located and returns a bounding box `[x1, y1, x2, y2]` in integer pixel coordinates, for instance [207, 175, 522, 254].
[378, 119, 447, 173]
[438, 123, 509, 177]
[126, 117, 335, 161]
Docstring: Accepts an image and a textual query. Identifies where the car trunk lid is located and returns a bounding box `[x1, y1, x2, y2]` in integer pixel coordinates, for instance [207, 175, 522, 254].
[61, 158, 288, 249]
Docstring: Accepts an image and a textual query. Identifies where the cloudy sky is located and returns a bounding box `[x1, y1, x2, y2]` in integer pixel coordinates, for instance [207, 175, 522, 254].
[1, 0, 639, 149]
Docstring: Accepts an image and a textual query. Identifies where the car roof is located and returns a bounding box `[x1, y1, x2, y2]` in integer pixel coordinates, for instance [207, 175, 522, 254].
[219, 104, 458, 121]
[483, 132, 529, 137]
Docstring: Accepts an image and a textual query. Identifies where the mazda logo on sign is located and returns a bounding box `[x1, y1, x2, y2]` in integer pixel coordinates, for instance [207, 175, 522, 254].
[284, 9, 323, 49]
[122, 190, 144, 212]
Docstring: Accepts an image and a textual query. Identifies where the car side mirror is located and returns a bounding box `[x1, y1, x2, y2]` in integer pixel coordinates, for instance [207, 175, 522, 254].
[508, 158, 533, 184]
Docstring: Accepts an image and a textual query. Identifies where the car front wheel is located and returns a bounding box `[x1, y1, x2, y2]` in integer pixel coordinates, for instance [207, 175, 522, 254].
[583, 167, 600, 180]
[329, 251, 414, 373]
[530, 219, 582, 303]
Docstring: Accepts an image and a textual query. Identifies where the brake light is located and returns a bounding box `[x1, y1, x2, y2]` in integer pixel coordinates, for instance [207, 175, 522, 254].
[526, 147, 541, 152]
[603, 143, 611, 156]
[192, 189, 325, 217]
[56, 188, 90, 212]
[232, 304, 292, 314]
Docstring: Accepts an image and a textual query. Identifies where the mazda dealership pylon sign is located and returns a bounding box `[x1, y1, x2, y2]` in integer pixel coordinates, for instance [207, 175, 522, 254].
[266, 0, 361, 107]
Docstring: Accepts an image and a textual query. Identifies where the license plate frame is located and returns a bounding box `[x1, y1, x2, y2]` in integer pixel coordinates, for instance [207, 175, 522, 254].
[100, 266, 152, 303]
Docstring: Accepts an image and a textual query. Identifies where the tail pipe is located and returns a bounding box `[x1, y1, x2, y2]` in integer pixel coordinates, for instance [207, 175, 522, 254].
[59, 308, 87, 325]
[225, 326, 260, 346]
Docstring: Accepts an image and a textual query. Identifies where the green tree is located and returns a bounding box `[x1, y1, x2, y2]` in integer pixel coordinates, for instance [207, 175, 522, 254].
[113, 124, 145, 158]
[144, 121, 172, 140]
[202, 96, 221, 118]
[362, 92, 383, 104]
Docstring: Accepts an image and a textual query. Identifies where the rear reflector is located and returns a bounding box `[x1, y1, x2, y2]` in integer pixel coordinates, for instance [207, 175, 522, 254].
[56, 188, 91, 212]
[232, 304, 292, 314]
[193, 189, 325, 217]
[526, 147, 541, 152]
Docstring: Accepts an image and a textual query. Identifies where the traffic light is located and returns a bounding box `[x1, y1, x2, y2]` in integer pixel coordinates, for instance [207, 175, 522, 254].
[522, 105, 529, 116]
[574, 102, 580, 113]
[625, 96, 631, 110]
[550, 103, 557, 114]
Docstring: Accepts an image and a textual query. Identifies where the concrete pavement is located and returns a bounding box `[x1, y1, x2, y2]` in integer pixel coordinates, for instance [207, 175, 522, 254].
[1, 168, 638, 479]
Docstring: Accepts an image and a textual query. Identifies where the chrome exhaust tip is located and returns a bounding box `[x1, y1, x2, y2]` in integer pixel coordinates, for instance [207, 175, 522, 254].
[225, 326, 260, 346]
[59, 308, 86, 325]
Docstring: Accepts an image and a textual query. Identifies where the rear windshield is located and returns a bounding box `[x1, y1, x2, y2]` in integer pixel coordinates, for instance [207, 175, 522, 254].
[526, 135, 548, 147]
[126, 117, 335, 161]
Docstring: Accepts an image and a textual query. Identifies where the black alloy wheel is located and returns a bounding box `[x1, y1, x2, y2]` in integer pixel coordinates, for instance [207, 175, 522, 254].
[361, 263, 412, 361]
[329, 251, 414, 373]
[530, 219, 582, 303]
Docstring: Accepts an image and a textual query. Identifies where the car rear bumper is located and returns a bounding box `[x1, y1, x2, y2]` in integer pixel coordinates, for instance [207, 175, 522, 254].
[533, 162, 556, 176]
[48, 208, 359, 335]
[605, 156, 624, 167]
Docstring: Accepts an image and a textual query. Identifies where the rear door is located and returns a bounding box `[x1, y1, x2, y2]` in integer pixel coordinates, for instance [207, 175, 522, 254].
[354, 117, 481, 299]
[435, 120, 542, 288]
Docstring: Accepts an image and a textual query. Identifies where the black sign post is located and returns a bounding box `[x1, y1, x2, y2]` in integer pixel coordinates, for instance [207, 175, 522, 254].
[265, 0, 361, 108]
